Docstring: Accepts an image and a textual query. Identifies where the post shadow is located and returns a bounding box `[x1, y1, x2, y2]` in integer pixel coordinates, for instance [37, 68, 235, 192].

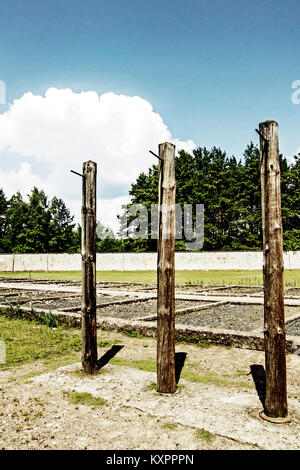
[250, 364, 266, 408]
[97, 345, 124, 370]
[175, 352, 187, 385]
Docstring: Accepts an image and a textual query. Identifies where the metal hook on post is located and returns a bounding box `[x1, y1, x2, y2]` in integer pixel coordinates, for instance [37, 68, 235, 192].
[149, 150, 164, 161]
[255, 128, 268, 143]
[70, 170, 84, 178]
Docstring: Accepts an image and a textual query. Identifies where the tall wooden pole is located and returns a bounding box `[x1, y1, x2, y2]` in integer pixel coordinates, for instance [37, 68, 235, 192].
[157, 142, 176, 393]
[81, 160, 97, 374]
[259, 121, 289, 420]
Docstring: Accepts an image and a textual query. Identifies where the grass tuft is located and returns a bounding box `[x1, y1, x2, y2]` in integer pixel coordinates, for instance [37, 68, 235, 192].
[161, 422, 178, 430]
[68, 391, 108, 407]
[123, 329, 145, 339]
[195, 429, 213, 443]
[146, 382, 157, 390]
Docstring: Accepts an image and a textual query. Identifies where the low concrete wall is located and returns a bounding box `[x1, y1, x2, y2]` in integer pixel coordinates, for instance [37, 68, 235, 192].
[14, 254, 48, 272]
[0, 254, 14, 272]
[47, 253, 81, 271]
[284, 251, 300, 270]
[0, 250, 299, 272]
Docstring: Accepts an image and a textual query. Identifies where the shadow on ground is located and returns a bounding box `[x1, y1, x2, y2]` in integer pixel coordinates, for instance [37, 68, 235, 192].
[250, 364, 266, 407]
[175, 352, 187, 384]
[97, 345, 124, 369]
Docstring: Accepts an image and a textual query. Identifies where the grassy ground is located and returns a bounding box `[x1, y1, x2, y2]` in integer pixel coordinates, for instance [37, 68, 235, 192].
[0, 316, 82, 368]
[0, 269, 300, 286]
[0, 315, 252, 391]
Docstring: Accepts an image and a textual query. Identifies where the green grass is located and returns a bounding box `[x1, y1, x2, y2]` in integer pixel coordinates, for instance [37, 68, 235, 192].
[161, 422, 178, 430]
[123, 329, 146, 339]
[0, 316, 81, 368]
[195, 429, 213, 443]
[175, 335, 212, 348]
[0, 271, 83, 281]
[110, 357, 252, 390]
[0, 313, 247, 389]
[146, 382, 157, 390]
[1, 305, 60, 328]
[7, 370, 44, 383]
[1, 269, 299, 286]
[235, 370, 248, 377]
[68, 391, 108, 407]
[180, 369, 252, 389]
[110, 357, 157, 373]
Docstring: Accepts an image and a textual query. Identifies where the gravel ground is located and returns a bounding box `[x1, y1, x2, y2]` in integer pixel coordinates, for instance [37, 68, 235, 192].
[25, 296, 82, 310]
[97, 282, 157, 292]
[285, 288, 300, 298]
[1, 283, 299, 334]
[24, 295, 140, 311]
[176, 304, 264, 332]
[0, 290, 20, 297]
[1, 278, 299, 294]
[199, 288, 262, 297]
[176, 287, 300, 300]
[0, 290, 80, 306]
[97, 300, 208, 319]
[176, 285, 262, 293]
[286, 320, 300, 336]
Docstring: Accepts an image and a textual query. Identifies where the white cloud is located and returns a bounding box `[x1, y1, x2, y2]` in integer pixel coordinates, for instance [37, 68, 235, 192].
[0, 163, 53, 200]
[0, 88, 196, 229]
[172, 138, 197, 155]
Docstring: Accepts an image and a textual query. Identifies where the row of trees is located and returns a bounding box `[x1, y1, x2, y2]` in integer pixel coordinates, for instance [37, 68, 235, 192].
[0, 188, 78, 253]
[0, 188, 127, 253]
[0, 143, 299, 253]
[124, 143, 299, 251]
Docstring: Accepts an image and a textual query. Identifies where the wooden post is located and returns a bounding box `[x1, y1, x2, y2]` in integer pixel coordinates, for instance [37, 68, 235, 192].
[157, 142, 176, 393]
[81, 160, 97, 374]
[259, 121, 289, 420]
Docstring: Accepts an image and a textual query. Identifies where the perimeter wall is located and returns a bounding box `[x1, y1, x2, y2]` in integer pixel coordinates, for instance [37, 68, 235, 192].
[0, 251, 299, 271]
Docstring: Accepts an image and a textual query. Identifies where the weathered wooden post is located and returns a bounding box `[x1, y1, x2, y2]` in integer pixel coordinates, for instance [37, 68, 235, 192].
[81, 160, 97, 374]
[157, 142, 176, 393]
[258, 121, 290, 422]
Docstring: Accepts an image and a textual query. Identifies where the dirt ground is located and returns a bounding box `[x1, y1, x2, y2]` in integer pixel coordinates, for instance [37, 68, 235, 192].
[0, 329, 299, 451]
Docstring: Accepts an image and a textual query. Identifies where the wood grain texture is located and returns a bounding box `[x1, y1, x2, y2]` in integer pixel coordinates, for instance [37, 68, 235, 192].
[259, 121, 288, 418]
[81, 160, 98, 374]
[157, 142, 176, 393]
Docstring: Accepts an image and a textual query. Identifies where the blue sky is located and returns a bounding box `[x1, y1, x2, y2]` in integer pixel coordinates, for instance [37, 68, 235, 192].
[0, 0, 299, 228]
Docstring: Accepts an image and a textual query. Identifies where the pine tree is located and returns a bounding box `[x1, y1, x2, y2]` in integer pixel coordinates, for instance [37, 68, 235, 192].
[49, 196, 75, 252]
[0, 189, 9, 252]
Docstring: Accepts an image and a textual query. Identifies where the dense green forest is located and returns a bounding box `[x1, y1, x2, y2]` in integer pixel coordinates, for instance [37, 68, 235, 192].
[0, 187, 78, 253]
[125, 143, 300, 251]
[0, 143, 299, 253]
